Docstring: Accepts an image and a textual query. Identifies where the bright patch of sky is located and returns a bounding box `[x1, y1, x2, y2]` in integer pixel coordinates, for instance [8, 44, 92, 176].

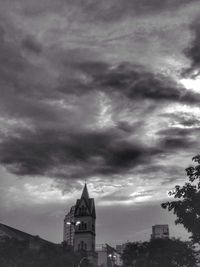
[97, 92, 115, 129]
[180, 77, 200, 93]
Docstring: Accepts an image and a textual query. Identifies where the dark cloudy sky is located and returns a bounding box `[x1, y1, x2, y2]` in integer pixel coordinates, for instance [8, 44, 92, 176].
[0, 0, 200, 245]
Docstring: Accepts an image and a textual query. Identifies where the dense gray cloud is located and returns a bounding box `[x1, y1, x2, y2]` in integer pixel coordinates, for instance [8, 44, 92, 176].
[161, 112, 200, 127]
[0, 36, 199, 179]
[18, 0, 199, 22]
[21, 35, 43, 54]
[0, 26, 199, 180]
[0, 0, 200, 245]
[0, 11, 199, 182]
[158, 126, 200, 152]
[183, 19, 200, 76]
[71, 62, 200, 104]
[0, 126, 160, 178]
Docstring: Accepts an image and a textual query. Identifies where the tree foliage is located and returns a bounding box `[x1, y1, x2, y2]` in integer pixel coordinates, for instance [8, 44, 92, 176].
[121, 238, 197, 267]
[0, 238, 88, 267]
[162, 154, 200, 244]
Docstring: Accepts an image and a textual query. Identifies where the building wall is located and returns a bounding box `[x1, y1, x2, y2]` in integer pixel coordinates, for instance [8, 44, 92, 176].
[74, 232, 94, 251]
[97, 250, 108, 267]
[63, 206, 75, 245]
[0, 223, 51, 250]
[73, 216, 96, 252]
[151, 224, 169, 239]
[97, 244, 123, 267]
[74, 196, 96, 253]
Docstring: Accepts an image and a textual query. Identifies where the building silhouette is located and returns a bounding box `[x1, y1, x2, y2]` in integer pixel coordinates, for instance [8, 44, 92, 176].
[63, 205, 75, 246]
[151, 224, 169, 239]
[96, 244, 122, 267]
[0, 223, 52, 250]
[63, 183, 97, 265]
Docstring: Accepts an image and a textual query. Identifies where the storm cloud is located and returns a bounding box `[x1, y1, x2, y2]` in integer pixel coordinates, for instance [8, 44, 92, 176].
[0, 0, 200, 245]
[18, 0, 199, 22]
[183, 19, 200, 76]
[0, 125, 160, 178]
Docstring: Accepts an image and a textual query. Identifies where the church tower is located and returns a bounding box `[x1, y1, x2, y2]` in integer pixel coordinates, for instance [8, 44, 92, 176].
[74, 183, 97, 265]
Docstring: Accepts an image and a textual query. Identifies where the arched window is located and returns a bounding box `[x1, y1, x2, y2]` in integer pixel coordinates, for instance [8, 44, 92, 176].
[81, 241, 84, 250]
[92, 243, 95, 251]
[78, 241, 88, 251]
[81, 221, 84, 229]
[80, 205, 87, 215]
[78, 221, 87, 230]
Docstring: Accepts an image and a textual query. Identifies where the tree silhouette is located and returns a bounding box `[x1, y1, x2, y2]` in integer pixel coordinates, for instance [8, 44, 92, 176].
[0, 238, 81, 267]
[162, 155, 200, 244]
[121, 239, 197, 267]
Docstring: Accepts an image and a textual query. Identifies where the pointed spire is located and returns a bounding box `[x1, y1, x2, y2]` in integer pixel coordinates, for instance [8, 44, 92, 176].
[81, 183, 89, 200]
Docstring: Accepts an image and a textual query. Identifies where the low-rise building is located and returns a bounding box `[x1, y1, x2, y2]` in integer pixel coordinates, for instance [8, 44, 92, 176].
[151, 224, 169, 240]
[0, 223, 52, 250]
[96, 243, 122, 267]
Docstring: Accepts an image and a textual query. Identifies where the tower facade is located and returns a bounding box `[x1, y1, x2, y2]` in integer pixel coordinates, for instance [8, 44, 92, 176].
[63, 206, 75, 246]
[74, 184, 97, 265]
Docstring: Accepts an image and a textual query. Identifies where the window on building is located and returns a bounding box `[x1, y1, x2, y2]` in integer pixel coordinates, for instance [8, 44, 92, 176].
[78, 241, 87, 251]
[79, 205, 87, 215]
[81, 241, 84, 250]
[79, 221, 87, 230]
[92, 243, 95, 251]
[81, 206, 84, 214]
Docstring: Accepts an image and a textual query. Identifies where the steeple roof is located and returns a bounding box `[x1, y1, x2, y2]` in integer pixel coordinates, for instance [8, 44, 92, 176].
[81, 183, 89, 200]
[74, 183, 96, 218]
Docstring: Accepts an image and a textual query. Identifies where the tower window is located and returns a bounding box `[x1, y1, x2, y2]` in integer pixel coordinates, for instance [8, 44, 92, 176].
[92, 243, 95, 251]
[79, 221, 87, 230]
[79, 205, 87, 215]
[81, 241, 84, 250]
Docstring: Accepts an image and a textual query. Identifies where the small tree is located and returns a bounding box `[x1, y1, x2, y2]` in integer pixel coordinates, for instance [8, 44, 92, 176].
[121, 242, 148, 267]
[162, 155, 200, 244]
[121, 239, 196, 267]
